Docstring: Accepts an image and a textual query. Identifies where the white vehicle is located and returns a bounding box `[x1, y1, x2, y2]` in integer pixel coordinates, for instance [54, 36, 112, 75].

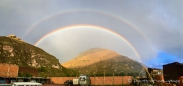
[78, 74, 90, 86]
[73, 79, 79, 85]
[11, 82, 42, 86]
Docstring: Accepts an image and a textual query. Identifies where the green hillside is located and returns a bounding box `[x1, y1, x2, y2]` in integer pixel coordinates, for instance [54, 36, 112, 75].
[0, 35, 73, 77]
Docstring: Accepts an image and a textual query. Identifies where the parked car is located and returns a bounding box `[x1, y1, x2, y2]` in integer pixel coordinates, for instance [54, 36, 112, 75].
[64, 80, 73, 86]
[0, 77, 7, 84]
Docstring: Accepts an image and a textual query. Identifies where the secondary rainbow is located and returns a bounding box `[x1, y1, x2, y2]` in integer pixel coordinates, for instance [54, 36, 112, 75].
[23, 9, 154, 53]
[35, 24, 142, 62]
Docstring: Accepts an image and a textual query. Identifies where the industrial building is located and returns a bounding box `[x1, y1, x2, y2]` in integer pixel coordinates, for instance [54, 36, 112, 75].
[19, 67, 38, 77]
[148, 68, 163, 79]
[0, 63, 19, 77]
[163, 62, 183, 82]
[0, 63, 38, 77]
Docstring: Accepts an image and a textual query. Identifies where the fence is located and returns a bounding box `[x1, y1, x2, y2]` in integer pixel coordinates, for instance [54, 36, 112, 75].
[49, 76, 133, 85]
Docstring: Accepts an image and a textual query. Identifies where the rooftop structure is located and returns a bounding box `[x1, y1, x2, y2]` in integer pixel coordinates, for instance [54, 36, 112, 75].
[163, 62, 183, 81]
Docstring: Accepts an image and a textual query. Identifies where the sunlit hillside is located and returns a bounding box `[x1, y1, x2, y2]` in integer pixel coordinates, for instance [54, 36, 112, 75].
[62, 48, 146, 76]
[0, 35, 73, 77]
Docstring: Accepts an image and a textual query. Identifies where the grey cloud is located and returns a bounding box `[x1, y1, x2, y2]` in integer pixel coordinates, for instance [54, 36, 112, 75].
[1, 0, 183, 66]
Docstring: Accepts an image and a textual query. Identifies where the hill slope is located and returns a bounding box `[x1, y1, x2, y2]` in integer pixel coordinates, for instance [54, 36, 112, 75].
[0, 35, 72, 76]
[62, 48, 120, 68]
[62, 48, 146, 76]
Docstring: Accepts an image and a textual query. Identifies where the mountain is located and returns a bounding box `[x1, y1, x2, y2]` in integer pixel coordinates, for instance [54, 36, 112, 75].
[62, 48, 146, 76]
[0, 35, 73, 77]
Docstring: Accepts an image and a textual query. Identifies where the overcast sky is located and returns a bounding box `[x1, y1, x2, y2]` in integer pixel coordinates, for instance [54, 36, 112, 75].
[1, 0, 183, 69]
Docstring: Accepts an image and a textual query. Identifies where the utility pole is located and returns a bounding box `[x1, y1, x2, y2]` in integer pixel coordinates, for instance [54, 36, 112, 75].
[8, 63, 10, 77]
[113, 69, 116, 85]
[103, 66, 106, 86]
